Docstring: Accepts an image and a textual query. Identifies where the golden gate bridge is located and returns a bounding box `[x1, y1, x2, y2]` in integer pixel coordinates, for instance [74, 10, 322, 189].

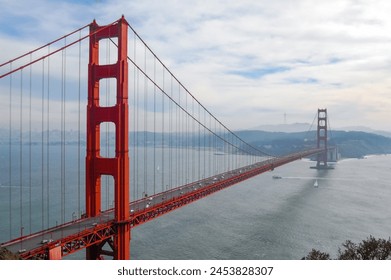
[0, 16, 331, 259]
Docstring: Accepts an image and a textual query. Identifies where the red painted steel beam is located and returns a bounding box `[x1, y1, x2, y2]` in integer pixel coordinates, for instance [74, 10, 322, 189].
[20, 223, 116, 260]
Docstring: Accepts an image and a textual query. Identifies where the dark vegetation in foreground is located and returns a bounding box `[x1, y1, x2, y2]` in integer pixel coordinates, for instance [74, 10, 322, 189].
[303, 236, 391, 260]
[0, 247, 21, 260]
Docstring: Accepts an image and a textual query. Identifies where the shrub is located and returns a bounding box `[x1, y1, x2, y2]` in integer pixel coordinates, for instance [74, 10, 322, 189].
[304, 236, 391, 260]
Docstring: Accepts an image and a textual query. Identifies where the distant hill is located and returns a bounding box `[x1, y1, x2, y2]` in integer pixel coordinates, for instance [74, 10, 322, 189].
[329, 130, 391, 158]
[338, 126, 391, 138]
[1, 127, 390, 159]
[235, 130, 391, 158]
[250, 123, 391, 138]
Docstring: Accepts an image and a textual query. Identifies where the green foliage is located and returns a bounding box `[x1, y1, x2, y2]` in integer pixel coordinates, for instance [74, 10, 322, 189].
[304, 236, 391, 260]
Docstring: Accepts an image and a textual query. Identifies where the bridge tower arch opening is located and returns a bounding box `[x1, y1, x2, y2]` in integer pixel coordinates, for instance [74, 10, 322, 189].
[86, 16, 130, 260]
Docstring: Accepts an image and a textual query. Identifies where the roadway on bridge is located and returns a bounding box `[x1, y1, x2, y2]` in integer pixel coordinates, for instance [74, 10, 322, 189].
[3, 157, 272, 256]
[2, 148, 324, 258]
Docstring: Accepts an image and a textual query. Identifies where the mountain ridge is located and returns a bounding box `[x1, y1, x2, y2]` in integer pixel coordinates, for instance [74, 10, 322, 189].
[1, 128, 390, 159]
[235, 129, 391, 158]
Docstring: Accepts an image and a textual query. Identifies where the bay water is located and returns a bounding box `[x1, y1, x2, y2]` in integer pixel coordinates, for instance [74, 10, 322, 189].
[130, 154, 391, 259]
[1, 143, 390, 259]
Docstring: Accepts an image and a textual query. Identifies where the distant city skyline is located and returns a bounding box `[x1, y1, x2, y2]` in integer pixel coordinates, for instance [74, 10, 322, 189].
[1, 0, 390, 131]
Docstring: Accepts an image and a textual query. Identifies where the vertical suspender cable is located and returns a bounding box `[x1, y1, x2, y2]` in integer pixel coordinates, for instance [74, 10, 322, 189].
[204, 110, 206, 179]
[228, 133, 231, 171]
[62, 38, 67, 225]
[213, 118, 216, 174]
[77, 30, 81, 218]
[64, 42, 67, 222]
[29, 54, 32, 234]
[186, 90, 188, 183]
[41, 59, 45, 231]
[176, 81, 180, 187]
[185, 94, 191, 184]
[153, 56, 156, 195]
[191, 97, 194, 182]
[19, 69, 23, 237]
[161, 68, 165, 192]
[195, 99, 198, 181]
[8, 63, 12, 239]
[46, 46, 50, 229]
[143, 44, 147, 197]
[181, 86, 184, 185]
[61, 46, 64, 226]
[198, 100, 201, 181]
[136, 63, 140, 199]
[180, 85, 183, 186]
[169, 76, 172, 189]
[210, 115, 212, 172]
[230, 133, 233, 171]
[225, 125, 228, 171]
[175, 85, 178, 187]
[216, 120, 218, 173]
[205, 111, 208, 178]
[179, 85, 182, 186]
[187, 88, 190, 184]
[187, 89, 189, 184]
[135, 41, 139, 200]
[229, 132, 231, 170]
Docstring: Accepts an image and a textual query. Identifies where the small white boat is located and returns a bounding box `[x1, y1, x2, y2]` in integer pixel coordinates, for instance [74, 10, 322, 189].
[272, 175, 282, 179]
[314, 180, 319, 188]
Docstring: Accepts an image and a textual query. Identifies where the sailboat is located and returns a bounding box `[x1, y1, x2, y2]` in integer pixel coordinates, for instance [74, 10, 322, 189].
[313, 179, 319, 188]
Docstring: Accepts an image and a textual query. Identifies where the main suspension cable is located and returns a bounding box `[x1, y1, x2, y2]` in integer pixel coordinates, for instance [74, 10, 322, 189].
[125, 21, 273, 159]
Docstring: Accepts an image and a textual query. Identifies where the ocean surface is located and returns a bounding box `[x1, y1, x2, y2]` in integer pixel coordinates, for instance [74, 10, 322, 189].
[1, 144, 390, 259]
[129, 155, 391, 260]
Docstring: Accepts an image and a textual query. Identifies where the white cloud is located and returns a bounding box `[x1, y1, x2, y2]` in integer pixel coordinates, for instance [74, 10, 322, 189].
[1, 0, 390, 131]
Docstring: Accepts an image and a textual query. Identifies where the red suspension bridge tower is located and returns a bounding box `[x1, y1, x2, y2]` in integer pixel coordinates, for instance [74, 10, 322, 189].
[316, 108, 329, 169]
[86, 16, 130, 259]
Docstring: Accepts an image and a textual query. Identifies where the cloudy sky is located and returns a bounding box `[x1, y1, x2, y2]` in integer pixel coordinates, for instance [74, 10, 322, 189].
[1, 0, 390, 131]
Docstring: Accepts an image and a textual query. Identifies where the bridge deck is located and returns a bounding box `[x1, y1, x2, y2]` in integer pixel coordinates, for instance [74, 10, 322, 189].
[1, 148, 323, 259]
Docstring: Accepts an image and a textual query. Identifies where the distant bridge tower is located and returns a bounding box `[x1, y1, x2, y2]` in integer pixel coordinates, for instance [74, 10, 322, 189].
[86, 17, 130, 260]
[316, 108, 328, 168]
